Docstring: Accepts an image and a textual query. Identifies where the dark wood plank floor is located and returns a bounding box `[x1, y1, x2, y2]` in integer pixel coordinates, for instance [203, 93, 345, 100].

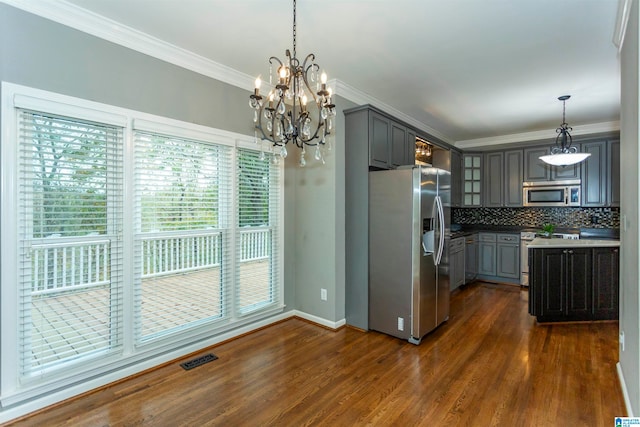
[6, 282, 625, 426]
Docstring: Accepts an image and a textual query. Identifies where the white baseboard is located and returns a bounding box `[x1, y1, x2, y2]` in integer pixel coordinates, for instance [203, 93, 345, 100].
[293, 310, 346, 330]
[617, 362, 634, 417]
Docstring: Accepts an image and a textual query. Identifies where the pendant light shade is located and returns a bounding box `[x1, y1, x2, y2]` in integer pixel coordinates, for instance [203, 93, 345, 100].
[539, 95, 591, 166]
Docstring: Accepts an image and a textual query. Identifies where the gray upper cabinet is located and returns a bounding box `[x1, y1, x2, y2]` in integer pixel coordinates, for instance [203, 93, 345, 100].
[483, 150, 522, 207]
[553, 159, 581, 180]
[581, 140, 607, 207]
[504, 150, 523, 206]
[524, 145, 580, 182]
[450, 149, 462, 207]
[463, 154, 483, 207]
[369, 111, 391, 169]
[581, 138, 620, 207]
[407, 129, 417, 168]
[368, 110, 414, 170]
[609, 139, 620, 207]
[484, 152, 503, 207]
[524, 147, 550, 182]
[390, 123, 408, 168]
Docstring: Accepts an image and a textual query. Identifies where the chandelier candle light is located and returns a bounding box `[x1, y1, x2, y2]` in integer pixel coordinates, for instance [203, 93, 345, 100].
[249, 0, 336, 166]
[539, 95, 591, 166]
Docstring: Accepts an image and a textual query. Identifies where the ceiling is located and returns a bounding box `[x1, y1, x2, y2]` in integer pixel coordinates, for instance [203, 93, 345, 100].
[43, 0, 624, 147]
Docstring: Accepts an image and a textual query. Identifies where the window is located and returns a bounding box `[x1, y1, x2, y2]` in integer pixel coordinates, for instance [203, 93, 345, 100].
[236, 149, 280, 314]
[17, 110, 124, 378]
[133, 131, 232, 342]
[1, 83, 283, 404]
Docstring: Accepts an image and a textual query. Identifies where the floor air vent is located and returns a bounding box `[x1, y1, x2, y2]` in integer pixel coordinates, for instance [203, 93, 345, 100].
[180, 353, 218, 370]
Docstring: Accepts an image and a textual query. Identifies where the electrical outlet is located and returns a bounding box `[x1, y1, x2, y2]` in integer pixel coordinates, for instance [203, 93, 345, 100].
[620, 330, 625, 352]
[398, 317, 404, 331]
[320, 288, 327, 301]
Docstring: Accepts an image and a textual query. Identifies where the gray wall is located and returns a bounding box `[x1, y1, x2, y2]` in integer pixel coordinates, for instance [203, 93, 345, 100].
[0, 5, 250, 136]
[619, 0, 640, 416]
[288, 96, 355, 322]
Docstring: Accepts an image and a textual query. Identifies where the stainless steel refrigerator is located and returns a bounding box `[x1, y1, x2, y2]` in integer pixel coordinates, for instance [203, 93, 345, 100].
[369, 166, 450, 344]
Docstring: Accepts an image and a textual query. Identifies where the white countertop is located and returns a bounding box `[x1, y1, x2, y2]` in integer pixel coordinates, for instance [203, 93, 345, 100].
[528, 237, 620, 248]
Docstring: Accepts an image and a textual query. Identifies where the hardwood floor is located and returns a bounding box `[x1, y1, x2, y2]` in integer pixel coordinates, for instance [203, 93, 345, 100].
[6, 282, 625, 426]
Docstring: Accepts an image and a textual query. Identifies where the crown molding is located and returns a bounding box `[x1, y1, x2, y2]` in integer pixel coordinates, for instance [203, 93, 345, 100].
[1, 0, 256, 91]
[333, 80, 454, 144]
[613, 0, 633, 50]
[455, 121, 620, 150]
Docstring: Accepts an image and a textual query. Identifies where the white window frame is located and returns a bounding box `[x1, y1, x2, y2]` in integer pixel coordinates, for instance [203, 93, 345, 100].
[0, 82, 284, 408]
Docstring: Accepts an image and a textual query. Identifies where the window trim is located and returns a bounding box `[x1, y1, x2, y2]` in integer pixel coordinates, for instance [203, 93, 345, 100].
[0, 81, 285, 407]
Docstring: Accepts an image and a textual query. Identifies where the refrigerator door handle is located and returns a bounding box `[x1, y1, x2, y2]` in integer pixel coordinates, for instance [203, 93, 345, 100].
[430, 199, 438, 262]
[435, 195, 445, 265]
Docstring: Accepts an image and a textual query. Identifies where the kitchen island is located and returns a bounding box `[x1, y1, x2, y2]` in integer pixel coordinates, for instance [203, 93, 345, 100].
[528, 238, 619, 322]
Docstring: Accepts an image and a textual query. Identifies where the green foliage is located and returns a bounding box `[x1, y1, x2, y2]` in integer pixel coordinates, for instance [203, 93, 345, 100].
[540, 223, 555, 236]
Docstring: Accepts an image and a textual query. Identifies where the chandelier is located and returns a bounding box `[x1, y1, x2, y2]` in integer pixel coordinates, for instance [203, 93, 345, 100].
[249, 0, 336, 166]
[539, 95, 591, 166]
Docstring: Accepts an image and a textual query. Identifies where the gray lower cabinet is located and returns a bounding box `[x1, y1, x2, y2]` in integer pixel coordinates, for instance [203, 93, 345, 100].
[478, 233, 497, 276]
[450, 237, 465, 290]
[477, 232, 520, 283]
[497, 234, 520, 279]
[465, 234, 478, 283]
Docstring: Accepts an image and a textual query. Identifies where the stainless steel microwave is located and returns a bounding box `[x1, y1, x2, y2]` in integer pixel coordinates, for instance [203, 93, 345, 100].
[522, 180, 581, 207]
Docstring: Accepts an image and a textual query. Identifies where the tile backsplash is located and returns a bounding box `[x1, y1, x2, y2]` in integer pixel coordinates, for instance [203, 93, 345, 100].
[452, 207, 619, 229]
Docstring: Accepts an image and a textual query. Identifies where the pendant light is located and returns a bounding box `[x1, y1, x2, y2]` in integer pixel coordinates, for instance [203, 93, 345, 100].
[539, 95, 591, 166]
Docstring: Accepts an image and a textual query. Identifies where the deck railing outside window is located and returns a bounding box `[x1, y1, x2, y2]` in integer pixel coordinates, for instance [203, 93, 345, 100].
[31, 228, 271, 294]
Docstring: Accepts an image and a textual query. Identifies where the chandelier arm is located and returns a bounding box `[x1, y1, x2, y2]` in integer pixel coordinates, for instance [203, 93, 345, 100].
[297, 71, 325, 146]
[269, 56, 284, 67]
[256, 104, 278, 145]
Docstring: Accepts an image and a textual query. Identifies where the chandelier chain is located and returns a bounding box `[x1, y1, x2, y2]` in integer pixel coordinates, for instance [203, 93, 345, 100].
[292, 0, 297, 58]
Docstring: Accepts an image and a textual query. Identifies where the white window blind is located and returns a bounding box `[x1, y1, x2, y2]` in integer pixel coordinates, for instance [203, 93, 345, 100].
[3, 84, 285, 405]
[133, 131, 232, 342]
[17, 110, 124, 378]
[236, 149, 280, 314]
